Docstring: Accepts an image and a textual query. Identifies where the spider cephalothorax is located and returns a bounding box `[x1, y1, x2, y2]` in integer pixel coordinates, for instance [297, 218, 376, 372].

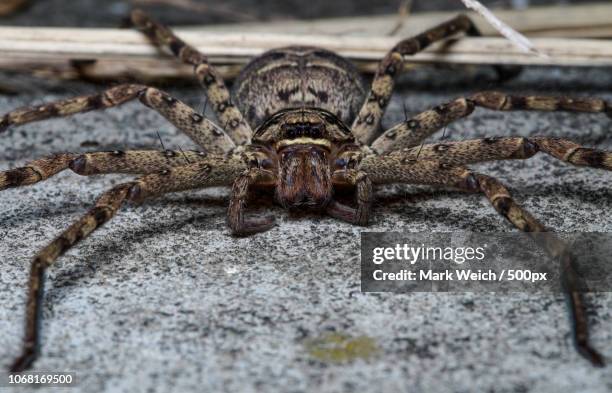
[248, 107, 359, 212]
[2, 9, 612, 371]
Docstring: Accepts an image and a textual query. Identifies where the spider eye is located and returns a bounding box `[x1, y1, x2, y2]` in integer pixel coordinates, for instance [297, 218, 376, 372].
[309, 125, 322, 138]
[335, 157, 348, 168]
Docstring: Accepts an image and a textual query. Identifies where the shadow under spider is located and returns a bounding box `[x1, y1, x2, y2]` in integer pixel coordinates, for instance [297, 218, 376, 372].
[47, 210, 225, 300]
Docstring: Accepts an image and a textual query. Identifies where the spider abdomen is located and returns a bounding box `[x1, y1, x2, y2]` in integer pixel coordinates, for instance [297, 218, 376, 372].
[232, 46, 367, 128]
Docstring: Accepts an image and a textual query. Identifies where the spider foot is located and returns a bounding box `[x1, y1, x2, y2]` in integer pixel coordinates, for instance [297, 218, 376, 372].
[0, 171, 8, 191]
[0, 116, 10, 133]
[9, 349, 36, 373]
[577, 342, 605, 368]
[231, 215, 276, 237]
[1, 166, 51, 191]
[326, 201, 369, 226]
[1, 168, 27, 191]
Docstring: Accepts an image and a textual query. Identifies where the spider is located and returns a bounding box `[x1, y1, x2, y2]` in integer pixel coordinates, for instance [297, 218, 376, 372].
[2, 9, 611, 372]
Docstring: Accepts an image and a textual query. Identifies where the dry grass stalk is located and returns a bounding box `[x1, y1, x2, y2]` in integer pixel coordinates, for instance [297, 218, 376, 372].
[1, 27, 611, 66]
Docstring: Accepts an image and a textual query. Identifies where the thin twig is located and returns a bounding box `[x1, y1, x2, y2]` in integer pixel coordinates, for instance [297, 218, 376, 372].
[460, 0, 546, 57]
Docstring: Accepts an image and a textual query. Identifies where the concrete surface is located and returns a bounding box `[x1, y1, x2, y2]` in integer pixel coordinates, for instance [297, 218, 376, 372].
[1, 64, 612, 393]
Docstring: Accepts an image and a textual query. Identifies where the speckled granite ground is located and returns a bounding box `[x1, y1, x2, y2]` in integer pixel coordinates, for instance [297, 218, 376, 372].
[0, 63, 611, 393]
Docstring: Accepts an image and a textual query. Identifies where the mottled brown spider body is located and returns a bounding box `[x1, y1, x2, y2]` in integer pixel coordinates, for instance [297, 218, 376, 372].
[233, 46, 365, 214]
[233, 46, 366, 127]
[228, 45, 367, 221]
[2, 9, 612, 372]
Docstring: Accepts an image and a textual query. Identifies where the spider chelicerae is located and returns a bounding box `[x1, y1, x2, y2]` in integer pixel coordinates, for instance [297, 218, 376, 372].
[1, 9, 611, 372]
